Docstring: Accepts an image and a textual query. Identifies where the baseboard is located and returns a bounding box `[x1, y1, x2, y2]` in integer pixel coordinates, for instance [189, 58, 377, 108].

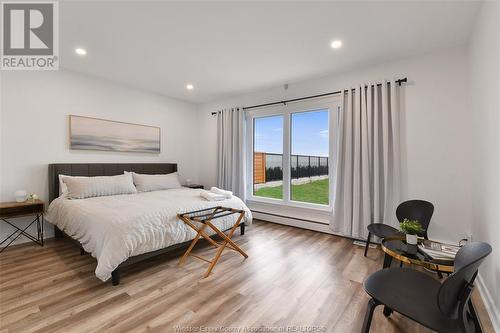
[476, 273, 500, 332]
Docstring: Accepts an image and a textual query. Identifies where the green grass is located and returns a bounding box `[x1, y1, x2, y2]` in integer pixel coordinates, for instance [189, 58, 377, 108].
[254, 179, 329, 205]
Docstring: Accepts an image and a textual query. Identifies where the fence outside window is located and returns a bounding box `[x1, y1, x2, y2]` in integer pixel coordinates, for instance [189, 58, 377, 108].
[254, 152, 328, 184]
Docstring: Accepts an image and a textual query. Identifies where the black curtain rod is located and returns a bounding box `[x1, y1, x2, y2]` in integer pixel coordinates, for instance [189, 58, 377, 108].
[211, 77, 407, 115]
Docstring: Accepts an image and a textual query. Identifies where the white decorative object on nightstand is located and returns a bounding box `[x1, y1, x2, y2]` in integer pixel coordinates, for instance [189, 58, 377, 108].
[14, 190, 27, 202]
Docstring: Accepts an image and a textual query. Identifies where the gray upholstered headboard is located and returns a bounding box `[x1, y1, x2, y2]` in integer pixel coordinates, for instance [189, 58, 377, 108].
[48, 163, 177, 203]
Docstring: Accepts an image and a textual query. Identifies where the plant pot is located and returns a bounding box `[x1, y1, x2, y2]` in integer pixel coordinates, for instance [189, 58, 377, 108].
[406, 233, 418, 245]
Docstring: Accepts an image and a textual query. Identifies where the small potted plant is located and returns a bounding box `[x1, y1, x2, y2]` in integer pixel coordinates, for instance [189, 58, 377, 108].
[400, 218, 423, 245]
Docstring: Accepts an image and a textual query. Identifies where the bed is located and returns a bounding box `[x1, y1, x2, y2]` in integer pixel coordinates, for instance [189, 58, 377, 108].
[46, 163, 252, 285]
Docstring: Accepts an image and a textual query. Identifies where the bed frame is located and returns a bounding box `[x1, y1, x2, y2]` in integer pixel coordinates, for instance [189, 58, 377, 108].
[48, 163, 245, 285]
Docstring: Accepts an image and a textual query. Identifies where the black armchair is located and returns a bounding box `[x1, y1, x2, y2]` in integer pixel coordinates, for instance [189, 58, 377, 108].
[364, 199, 434, 256]
[361, 242, 492, 333]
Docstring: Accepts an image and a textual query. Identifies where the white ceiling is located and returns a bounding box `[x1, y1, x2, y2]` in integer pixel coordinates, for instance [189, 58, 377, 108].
[60, 1, 481, 103]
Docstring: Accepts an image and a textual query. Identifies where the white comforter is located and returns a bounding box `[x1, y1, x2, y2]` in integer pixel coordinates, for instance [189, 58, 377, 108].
[46, 188, 252, 281]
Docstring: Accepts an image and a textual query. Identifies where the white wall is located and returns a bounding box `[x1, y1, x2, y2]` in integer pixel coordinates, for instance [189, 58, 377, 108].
[0, 70, 199, 241]
[198, 47, 473, 244]
[469, 2, 500, 330]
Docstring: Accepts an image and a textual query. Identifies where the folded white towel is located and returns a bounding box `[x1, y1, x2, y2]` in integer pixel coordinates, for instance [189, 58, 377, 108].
[210, 187, 233, 199]
[200, 191, 226, 201]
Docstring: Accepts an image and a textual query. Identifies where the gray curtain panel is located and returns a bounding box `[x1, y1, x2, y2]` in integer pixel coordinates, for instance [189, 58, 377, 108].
[216, 107, 246, 199]
[331, 80, 401, 238]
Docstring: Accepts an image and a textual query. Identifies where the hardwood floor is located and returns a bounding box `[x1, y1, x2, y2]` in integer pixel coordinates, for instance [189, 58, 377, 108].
[0, 220, 494, 333]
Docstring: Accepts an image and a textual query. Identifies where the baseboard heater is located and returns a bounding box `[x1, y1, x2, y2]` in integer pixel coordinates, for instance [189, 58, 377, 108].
[251, 210, 327, 225]
[251, 209, 379, 245]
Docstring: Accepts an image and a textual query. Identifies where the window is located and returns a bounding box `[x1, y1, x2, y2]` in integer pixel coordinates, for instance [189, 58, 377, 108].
[247, 98, 339, 210]
[253, 115, 283, 199]
[291, 110, 329, 205]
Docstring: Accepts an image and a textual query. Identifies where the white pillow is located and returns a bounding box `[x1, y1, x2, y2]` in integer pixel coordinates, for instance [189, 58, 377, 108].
[58, 174, 87, 196]
[63, 173, 137, 199]
[127, 171, 181, 192]
[59, 174, 69, 196]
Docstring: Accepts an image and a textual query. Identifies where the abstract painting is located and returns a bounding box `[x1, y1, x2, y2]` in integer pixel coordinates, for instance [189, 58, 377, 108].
[69, 115, 160, 153]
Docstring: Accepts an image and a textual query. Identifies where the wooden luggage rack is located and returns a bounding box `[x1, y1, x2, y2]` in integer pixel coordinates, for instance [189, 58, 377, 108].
[177, 206, 248, 277]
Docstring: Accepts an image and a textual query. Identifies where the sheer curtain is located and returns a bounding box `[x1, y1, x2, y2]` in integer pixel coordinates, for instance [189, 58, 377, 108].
[216, 107, 246, 199]
[331, 80, 401, 238]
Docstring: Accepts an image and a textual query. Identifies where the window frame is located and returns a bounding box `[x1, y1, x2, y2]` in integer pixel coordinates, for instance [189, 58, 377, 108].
[245, 96, 340, 211]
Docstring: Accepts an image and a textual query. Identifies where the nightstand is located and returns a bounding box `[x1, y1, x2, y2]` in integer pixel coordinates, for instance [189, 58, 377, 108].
[183, 184, 204, 189]
[0, 199, 44, 253]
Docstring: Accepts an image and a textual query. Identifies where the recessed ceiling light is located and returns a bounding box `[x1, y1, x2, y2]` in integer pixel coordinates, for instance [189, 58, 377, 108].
[186, 84, 194, 90]
[75, 48, 87, 56]
[330, 40, 342, 49]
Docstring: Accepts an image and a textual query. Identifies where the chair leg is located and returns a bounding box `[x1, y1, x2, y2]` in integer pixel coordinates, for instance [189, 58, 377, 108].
[362, 298, 379, 333]
[240, 223, 245, 235]
[364, 232, 372, 257]
[80, 248, 85, 256]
